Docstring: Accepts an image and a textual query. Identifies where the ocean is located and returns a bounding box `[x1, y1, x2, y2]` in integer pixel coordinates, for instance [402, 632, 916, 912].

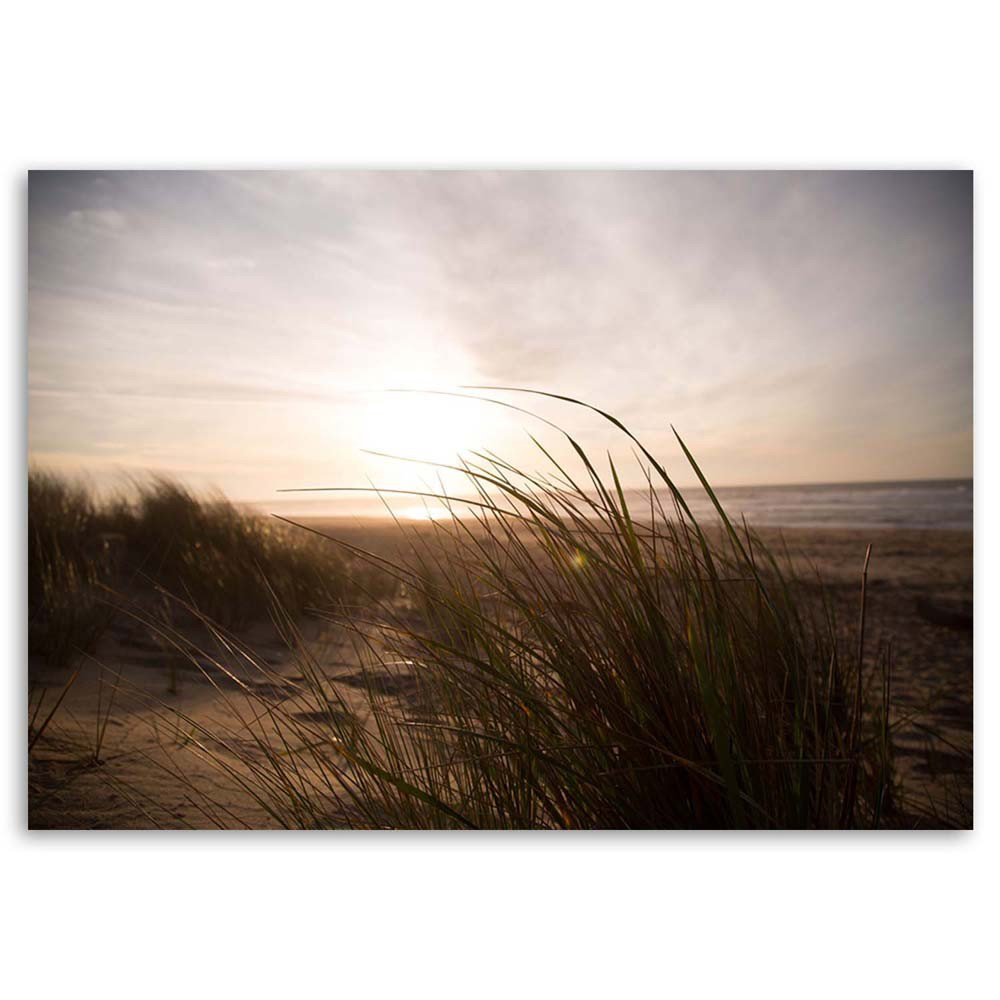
[254, 478, 973, 533]
[663, 479, 973, 533]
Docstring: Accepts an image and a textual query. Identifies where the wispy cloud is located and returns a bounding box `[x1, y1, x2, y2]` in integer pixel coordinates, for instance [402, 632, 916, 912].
[28, 170, 972, 498]
[67, 208, 129, 233]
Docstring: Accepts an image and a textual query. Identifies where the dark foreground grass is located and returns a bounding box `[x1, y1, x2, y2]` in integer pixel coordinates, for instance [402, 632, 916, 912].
[111, 393, 899, 829]
[28, 472, 380, 667]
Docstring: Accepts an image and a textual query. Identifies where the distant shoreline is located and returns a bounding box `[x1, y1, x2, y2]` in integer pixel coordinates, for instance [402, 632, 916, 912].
[246, 477, 973, 533]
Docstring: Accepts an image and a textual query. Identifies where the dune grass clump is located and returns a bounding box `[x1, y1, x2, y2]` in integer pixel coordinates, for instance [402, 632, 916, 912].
[153, 393, 894, 829]
[27, 471, 380, 666]
[118, 478, 354, 626]
[28, 473, 115, 668]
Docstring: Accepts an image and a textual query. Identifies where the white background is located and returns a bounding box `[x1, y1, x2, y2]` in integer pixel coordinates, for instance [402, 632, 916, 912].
[3, 2, 996, 998]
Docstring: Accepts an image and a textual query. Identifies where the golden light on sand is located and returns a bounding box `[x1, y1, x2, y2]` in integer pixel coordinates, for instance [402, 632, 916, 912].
[395, 504, 454, 521]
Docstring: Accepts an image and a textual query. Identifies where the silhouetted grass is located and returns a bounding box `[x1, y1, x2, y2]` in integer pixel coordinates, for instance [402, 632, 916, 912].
[28, 473, 116, 668]
[129, 393, 896, 829]
[28, 471, 383, 667]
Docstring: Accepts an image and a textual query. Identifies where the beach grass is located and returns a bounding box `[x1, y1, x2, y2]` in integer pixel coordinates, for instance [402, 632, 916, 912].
[27, 470, 387, 668]
[105, 393, 897, 829]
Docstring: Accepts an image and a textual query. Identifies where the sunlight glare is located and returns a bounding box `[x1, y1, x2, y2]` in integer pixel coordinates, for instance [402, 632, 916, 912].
[350, 343, 504, 500]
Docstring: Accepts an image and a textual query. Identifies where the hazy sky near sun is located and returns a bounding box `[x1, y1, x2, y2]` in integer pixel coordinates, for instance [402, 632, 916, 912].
[28, 170, 972, 504]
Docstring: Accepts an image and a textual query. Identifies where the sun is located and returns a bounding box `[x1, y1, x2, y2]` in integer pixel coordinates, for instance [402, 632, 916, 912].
[356, 389, 498, 515]
[348, 348, 504, 508]
[359, 389, 488, 463]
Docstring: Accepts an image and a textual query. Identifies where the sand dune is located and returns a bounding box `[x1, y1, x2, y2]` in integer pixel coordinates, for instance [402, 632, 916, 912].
[28, 522, 972, 829]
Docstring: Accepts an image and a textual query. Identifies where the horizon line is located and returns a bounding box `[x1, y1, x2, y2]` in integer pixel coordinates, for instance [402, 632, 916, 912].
[242, 473, 972, 505]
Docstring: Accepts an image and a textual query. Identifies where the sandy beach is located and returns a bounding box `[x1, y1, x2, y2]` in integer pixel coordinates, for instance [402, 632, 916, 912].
[27, 520, 972, 829]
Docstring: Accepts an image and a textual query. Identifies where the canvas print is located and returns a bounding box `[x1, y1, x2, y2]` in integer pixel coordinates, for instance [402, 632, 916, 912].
[27, 170, 972, 829]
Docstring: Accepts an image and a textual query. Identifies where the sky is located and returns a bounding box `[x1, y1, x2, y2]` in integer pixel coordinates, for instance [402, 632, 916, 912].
[28, 170, 972, 509]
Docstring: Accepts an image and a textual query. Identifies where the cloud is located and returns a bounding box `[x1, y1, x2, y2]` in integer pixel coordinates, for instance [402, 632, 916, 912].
[203, 255, 258, 273]
[27, 170, 973, 497]
[67, 208, 128, 233]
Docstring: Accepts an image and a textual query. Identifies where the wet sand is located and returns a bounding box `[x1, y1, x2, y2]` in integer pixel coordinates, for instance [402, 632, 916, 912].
[27, 522, 972, 829]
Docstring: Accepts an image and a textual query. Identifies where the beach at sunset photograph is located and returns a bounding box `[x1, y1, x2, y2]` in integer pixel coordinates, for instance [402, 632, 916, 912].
[27, 169, 972, 829]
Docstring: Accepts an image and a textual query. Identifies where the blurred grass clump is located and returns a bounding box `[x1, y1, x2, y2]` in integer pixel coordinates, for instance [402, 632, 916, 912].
[28, 475, 111, 668]
[28, 470, 380, 667]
